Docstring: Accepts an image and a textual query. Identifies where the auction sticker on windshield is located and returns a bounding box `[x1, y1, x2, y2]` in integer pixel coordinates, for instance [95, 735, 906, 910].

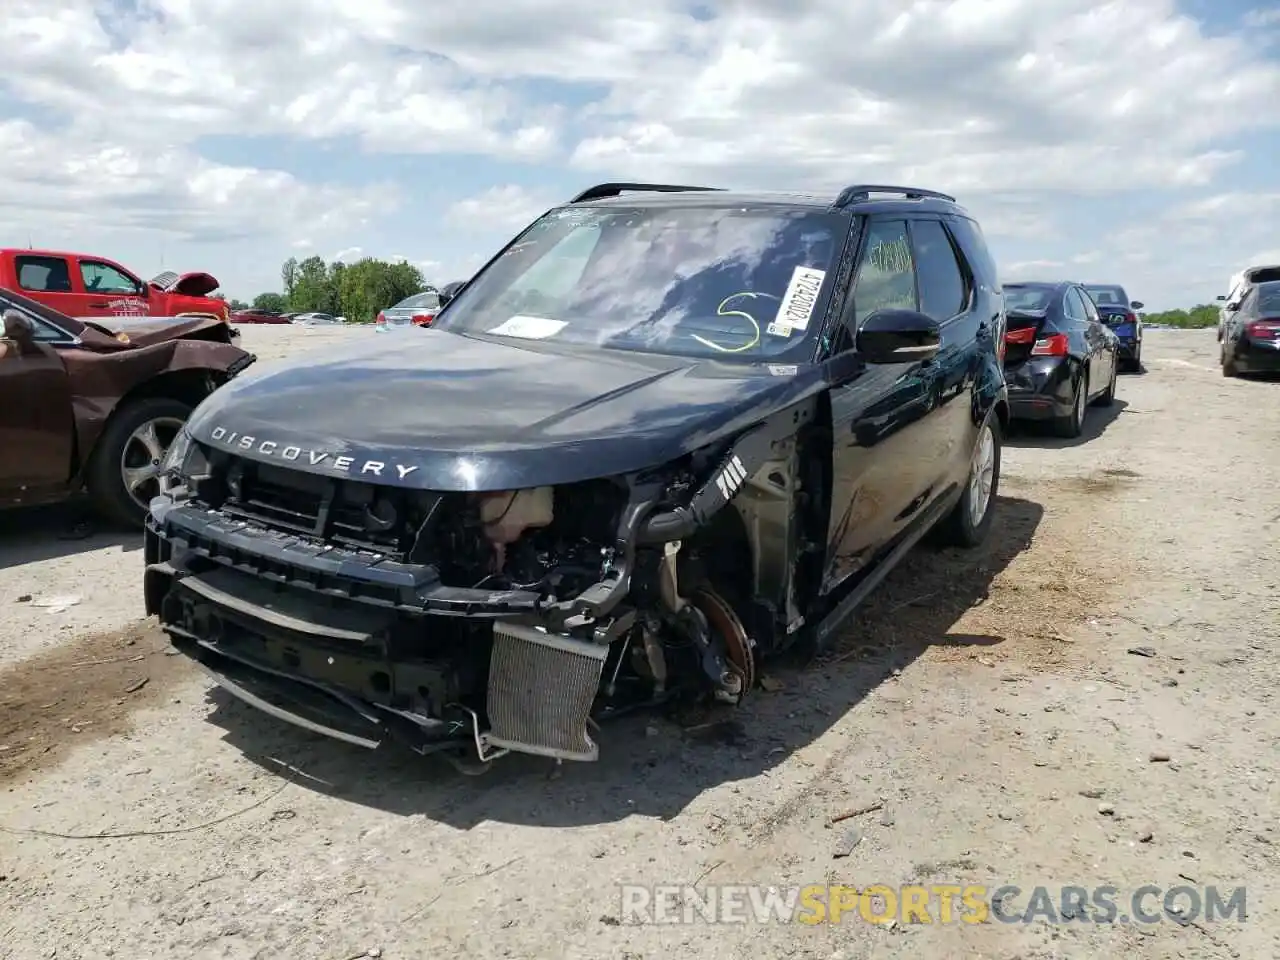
[488, 315, 569, 339]
[767, 267, 826, 338]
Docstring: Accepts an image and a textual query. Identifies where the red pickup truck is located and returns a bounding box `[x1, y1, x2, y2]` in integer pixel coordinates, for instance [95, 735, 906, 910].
[0, 248, 229, 321]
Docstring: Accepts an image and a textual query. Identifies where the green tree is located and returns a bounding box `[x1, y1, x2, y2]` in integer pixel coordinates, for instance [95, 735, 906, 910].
[1143, 304, 1219, 329]
[288, 255, 332, 312]
[281, 257, 298, 301]
[337, 257, 427, 323]
[252, 292, 287, 312]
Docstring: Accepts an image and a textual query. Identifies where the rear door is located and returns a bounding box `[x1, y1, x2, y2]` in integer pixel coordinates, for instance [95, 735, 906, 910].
[906, 216, 981, 494]
[0, 314, 76, 495]
[1063, 288, 1102, 388]
[12, 254, 83, 316]
[76, 258, 149, 317]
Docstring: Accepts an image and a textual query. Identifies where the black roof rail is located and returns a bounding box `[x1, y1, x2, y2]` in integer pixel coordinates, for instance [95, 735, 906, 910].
[834, 184, 956, 207]
[569, 182, 725, 204]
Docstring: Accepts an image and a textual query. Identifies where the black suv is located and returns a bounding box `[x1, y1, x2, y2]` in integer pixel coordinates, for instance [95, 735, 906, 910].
[144, 182, 1009, 771]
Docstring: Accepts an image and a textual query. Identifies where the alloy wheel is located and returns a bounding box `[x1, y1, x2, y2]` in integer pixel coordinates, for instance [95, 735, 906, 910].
[120, 416, 186, 509]
[967, 422, 996, 528]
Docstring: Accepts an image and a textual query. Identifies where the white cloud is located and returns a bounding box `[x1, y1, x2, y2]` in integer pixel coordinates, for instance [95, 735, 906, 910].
[0, 0, 1276, 306]
[445, 185, 557, 231]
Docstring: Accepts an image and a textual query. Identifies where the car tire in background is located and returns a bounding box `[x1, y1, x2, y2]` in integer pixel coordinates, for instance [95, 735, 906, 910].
[1094, 357, 1117, 406]
[87, 396, 192, 528]
[1126, 343, 1142, 373]
[1221, 344, 1239, 378]
[934, 411, 1002, 549]
[1054, 371, 1088, 438]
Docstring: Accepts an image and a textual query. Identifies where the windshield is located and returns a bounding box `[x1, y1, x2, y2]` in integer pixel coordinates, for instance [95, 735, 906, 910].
[433, 204, 847, 360]
[1004, 286, 1053, 312]
[1084, 284, 1128, 306]
[395, 291, 440, 310]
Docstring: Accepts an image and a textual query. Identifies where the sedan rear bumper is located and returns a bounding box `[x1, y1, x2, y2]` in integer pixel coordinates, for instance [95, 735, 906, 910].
[1003, 355, 1075, 420]
[1230, 338, 1280, 373]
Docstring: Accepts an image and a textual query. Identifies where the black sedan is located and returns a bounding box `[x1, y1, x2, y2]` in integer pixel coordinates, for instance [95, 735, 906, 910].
[1221, 280, 1280, 377]
[1002, 281, 1119, 437]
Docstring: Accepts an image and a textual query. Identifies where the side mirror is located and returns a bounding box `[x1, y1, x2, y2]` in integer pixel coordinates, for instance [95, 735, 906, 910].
[1227, 301, 1240, 312]
[438, 280, 466, 306]
[1130, 300, 1144, 310]
[856, 308, 941, 364]
[2, 309, 34, 345]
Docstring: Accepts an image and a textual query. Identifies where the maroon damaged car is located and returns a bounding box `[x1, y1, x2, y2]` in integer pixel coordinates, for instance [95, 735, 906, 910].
[0, 287, 256, 526]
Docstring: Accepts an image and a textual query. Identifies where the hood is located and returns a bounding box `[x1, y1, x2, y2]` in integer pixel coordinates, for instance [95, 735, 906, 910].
[185, 330, 824, 492]
[149, 270, 220, 297]
[80, 314, 234, 347]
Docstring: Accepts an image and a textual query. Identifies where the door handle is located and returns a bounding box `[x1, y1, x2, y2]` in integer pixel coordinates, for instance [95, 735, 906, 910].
[88, 300, 109, 308]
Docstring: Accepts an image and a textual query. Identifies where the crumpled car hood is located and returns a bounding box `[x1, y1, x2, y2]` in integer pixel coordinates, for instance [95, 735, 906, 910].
[53, 327, 253, 474]
[185, 328, 823, 491]
[149, 270, 220, 297]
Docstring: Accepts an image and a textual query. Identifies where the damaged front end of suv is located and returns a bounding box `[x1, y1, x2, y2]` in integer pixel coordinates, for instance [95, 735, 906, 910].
[144, 182, 855, 771]
[144, 403, 817, 770]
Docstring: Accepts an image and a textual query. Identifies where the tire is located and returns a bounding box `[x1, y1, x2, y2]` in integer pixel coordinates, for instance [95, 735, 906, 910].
[86, 396, 192, 528]
[935, 411, 1002, 549]
[1054, 371, 1087, 438]
[1127, 343, 1142, 373]
[1221, 342, 1238, 378]
[1093, 355, 1117, 406]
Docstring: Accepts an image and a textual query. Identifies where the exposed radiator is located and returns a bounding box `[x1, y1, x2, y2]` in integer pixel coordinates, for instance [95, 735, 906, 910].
[484, 621, 609, 761]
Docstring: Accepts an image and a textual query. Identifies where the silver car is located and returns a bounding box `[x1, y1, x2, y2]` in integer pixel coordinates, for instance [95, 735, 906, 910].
[376, 290, 440, 332]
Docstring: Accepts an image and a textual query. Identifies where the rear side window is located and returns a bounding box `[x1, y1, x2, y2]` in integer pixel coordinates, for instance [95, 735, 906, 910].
[1064, 289, 1087, 321]
[16, 255, 73, 293]
[946, 216, 1000, 291]
[910, 219, 969, 321]
[1076, 288, 1099, 321]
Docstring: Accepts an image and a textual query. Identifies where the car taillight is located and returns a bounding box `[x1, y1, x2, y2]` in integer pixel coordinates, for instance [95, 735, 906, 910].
[1125, 311, 1137, 324]
[1246, 319, 1280, 337]
[413, 313, 434, 326]
[376, 312, 386, 325]
[1030, 333, 1069, 356]
[1005, 327, 1037, 344]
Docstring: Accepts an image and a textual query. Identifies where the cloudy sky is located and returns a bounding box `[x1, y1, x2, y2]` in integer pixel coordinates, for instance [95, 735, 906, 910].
[2, 0, 1277, 310]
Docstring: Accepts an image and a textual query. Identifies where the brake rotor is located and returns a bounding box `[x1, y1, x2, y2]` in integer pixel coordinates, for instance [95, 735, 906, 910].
[691, 585, 756, 695]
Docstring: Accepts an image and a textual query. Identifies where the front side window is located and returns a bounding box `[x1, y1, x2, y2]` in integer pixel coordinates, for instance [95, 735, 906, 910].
[850, 219, 916, 326]
[435, 204, 848, 359]
[80, 260, 143, 295]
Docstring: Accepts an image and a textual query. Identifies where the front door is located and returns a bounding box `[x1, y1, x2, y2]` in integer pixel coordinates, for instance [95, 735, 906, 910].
[822, 217, 943, 592]
[76, 258, 150, 317]
[0, 320, 75, 498]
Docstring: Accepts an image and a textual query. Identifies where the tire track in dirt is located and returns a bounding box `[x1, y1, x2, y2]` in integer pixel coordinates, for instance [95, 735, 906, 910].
[740, 468, 1140, 848]
[0, 623, 193, 787]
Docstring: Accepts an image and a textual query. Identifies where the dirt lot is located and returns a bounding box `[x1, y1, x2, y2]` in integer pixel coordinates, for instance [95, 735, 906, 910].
[1, 328, 1278, 960]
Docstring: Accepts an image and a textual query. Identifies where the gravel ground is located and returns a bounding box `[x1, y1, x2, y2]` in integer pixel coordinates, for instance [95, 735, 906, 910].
[1, 328, 1278, 960]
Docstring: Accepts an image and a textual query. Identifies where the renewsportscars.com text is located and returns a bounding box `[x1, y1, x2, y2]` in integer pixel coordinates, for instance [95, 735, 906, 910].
[618, 883, 1247, 925]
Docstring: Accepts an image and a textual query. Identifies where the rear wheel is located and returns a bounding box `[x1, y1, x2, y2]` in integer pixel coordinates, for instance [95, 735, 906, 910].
[1126, 342, 1142, 373]
[935, 412, 1001, 549]
[87, 396, 192, 528]
[1054, 371, 1088, 438]
[1221, 342, 1239, 377]
[1094, 355, 1117, 406]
